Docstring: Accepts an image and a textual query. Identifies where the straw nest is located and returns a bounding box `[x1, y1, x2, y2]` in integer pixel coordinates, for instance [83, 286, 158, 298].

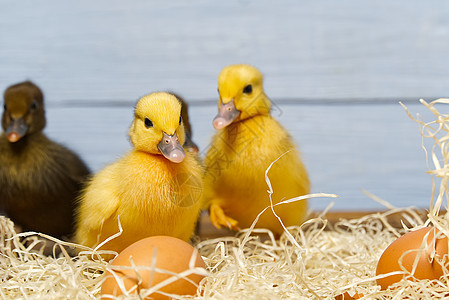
[1, 99, 449, 299]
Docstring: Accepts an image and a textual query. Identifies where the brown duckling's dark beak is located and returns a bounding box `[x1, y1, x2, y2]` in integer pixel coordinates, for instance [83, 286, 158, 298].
[6, 117, 28, 143]
[184, 132, 199, 155]
[158, 131, 185, 163]
[213, 99, 240, 130]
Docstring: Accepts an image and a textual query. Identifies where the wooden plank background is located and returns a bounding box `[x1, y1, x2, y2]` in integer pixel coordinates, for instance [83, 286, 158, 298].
[1, 1, 448, 212]
[1, 1, 449, 101]
[43, 101, 433, 212]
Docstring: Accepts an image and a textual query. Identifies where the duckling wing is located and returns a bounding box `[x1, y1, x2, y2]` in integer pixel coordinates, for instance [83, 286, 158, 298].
[54, 147, 90, 182]
[75, 164, 120, 248]
[203, 115, 310, 232]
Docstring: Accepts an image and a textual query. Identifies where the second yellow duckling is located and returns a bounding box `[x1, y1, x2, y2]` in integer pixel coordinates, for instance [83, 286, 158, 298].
[203, 64, 310, 235]
[174, 93, 199, 154]
[75, 92, 203, 253]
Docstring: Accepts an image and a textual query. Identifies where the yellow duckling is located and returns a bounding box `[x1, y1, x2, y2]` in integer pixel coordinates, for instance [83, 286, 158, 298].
[203, 64, 310, 235]
[75, 92, 203, 253]
[0, 81, 90, 238]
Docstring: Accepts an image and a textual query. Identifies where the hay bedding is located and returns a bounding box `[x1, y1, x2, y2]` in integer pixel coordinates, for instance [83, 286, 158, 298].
[1, 99, 449, 299]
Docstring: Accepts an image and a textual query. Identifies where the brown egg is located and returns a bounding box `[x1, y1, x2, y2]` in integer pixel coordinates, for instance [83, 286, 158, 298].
[335, 291, 364, 299]
[101, 236, 206, 299]
[376, 226, 448, 290]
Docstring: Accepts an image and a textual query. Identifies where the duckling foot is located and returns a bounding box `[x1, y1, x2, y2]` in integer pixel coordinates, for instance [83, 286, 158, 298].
[209, 203, 239, 231]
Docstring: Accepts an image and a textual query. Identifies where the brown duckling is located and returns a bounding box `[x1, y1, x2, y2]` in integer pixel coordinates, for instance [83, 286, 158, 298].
[0, 81, 90, 239]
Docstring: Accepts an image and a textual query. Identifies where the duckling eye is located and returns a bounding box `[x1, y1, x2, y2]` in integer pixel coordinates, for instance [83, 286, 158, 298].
[3, 104, 6, 111]
[179, 116, 182, 125]
[30, 100, 38, 111]
[243, 84, 252, 94]
[144, 117, 153, 128]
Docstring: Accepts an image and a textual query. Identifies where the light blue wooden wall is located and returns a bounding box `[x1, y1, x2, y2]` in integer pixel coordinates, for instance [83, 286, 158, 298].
[1, 1, 448, 211]
[1, 1, 448, 101]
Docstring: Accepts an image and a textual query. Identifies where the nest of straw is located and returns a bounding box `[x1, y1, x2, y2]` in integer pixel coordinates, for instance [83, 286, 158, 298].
[2, 99, 449, 299]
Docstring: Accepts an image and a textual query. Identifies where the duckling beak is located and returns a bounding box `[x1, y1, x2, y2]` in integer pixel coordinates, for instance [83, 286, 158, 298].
[184, 132, 199, 154]
[213, 99, 240, 130]
[6, 117, 28, 143]
[158, 131, 185, 163]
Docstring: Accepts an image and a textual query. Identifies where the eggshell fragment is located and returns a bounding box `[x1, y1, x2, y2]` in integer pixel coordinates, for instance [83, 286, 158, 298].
[101, 236, 206, 299]
[376, 226, 449, 290]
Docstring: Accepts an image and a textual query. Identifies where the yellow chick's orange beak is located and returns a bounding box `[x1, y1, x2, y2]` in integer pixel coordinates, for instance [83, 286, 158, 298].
[158, 131, 185, 163]
[212, 99, 240, 130]
[6, 117, 28, 143]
